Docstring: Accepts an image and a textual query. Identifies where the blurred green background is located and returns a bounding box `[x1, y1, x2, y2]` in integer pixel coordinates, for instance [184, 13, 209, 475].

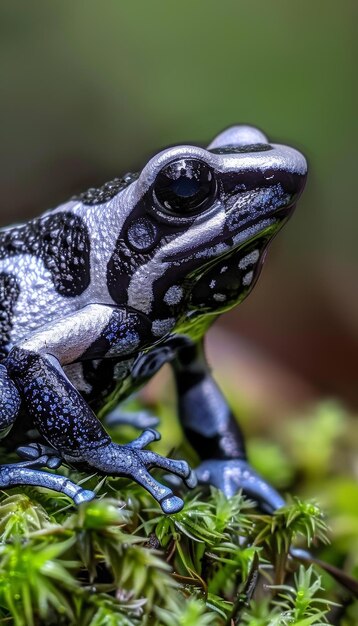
[0, 0, 357, 410]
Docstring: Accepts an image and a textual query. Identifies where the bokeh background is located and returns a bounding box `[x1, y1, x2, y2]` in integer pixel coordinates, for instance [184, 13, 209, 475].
[1, 4, 358, 616]
[0, 0, 357, 419]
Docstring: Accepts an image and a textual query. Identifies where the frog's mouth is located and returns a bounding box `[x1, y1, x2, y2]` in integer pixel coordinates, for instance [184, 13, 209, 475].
[167, 180, 299, 267]
[225, 201, 290, 248]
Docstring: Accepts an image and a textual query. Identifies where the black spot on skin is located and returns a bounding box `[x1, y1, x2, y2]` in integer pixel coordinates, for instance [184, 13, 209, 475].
[72, 173, 139, 206]
[0, 273, 20, 359]
[106, 254, 132, 306]
[82, 308, 153, 361]
[0, 213, 91, 297]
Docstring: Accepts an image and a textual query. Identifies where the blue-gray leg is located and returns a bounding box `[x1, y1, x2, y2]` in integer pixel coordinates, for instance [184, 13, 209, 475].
[5, 347, 195, 513]
[0, 365, 94, 503]
[173, 340, 285, 513]
[0, 463, 95, 504]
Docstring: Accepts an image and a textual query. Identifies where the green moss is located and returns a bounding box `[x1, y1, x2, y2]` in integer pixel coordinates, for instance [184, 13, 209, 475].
[0, 400, 357, 625]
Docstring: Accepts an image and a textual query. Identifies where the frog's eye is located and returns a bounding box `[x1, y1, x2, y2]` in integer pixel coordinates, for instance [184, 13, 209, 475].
[153, 159, 216, 215]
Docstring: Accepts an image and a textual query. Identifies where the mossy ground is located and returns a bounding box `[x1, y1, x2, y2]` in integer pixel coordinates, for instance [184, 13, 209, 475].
[0, 397, 357, 625]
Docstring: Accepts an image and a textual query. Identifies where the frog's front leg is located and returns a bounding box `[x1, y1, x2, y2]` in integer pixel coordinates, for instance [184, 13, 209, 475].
[0, 365, 92, 502]
[5, 304, 195, 513]
[173, 339, 285, 513]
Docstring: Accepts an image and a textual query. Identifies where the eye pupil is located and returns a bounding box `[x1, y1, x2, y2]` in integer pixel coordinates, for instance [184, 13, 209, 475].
[172, 177, 200, 198]
[153, 158, 216, 216]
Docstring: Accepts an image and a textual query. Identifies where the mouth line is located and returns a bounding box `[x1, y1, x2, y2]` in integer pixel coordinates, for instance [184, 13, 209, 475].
[221, 216, 276, 257]
[165, 203, 292, 264]
[163, 195, 296, 263]
[231, 203, 290, 233]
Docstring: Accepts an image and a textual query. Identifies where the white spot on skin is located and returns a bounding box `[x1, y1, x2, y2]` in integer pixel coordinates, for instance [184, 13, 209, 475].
[213, 293, 226, 302]
[164, 285, 183, 306]
[209, 280, 216, 289]
[238, 249, 260, 270]
[152, 318, 175, 337]
[220, 266, 228, 274]
[242, 271, 254, 286]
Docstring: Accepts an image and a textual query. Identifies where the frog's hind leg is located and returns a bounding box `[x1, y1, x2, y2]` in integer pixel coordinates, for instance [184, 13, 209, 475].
[173, 339, 285, 513]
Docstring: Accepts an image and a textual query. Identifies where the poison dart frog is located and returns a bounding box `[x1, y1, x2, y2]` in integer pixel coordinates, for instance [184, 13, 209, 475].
[0, 126, 307, 514]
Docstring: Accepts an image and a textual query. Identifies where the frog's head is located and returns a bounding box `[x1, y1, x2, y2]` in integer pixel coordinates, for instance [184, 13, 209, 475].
[119, 125, 307, 335]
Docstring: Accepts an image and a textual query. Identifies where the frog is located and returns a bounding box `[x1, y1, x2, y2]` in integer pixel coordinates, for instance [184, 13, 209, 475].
[0, 125, 307, 514]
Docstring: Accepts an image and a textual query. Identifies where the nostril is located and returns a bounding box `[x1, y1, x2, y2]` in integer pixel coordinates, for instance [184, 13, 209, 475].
[263, 169, 276, 182]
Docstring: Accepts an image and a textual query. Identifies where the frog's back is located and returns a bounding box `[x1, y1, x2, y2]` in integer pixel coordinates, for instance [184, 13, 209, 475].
[0, 208, 93, 356]
[0, 172, 138, 357]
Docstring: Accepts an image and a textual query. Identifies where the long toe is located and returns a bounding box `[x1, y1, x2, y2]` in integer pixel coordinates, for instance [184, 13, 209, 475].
[73, 489, 96, 504]
[160, 495, 184, 514]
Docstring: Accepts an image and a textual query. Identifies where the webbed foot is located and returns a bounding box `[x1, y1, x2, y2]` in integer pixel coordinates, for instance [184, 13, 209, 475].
[195, 458, 285, 513]
[74, 428, 197, 514]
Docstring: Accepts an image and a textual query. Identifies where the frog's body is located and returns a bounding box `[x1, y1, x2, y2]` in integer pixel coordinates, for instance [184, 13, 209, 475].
[0, 126, 306, 513]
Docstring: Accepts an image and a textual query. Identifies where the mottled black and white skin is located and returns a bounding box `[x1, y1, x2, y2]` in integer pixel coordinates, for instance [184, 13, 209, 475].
[0, 125, 307, 514]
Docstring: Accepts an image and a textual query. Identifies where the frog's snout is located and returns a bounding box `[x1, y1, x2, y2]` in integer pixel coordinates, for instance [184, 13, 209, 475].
[279, 165, 307, 202]
[278, 144, 308, 205]
[208, 125, 307, 198]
